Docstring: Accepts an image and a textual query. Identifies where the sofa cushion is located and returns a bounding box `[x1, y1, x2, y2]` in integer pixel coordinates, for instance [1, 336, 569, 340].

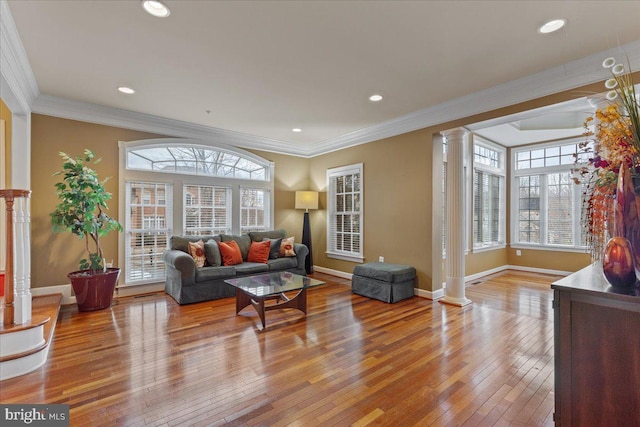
[267, 257, 297, 271]
[248, 229, 286, 242]
[248, 240, 271, 263]
[195, 265, 237, 282]
[219, 241, 243, 266]
[204, 239, 222, 267]
[280, 237, 296, 257]
[171, 235, 220, 253]
[235, 262, 270, 275]
[188, 240, 206, 268]
[220, 234, 252, 260]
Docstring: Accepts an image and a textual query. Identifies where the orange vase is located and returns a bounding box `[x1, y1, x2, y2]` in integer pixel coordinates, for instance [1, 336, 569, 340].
[603, 236, 636, 288]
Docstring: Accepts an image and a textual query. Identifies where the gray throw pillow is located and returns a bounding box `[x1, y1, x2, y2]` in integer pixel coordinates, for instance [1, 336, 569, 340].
[263, 237, 283, 259]
[204, 239, 222, 267]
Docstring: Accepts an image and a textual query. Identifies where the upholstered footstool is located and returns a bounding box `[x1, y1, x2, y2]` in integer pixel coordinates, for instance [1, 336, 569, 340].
[352, 262, 416, 303]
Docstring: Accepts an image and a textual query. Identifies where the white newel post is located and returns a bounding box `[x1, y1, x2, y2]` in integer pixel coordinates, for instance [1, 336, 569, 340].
[13, 195, 32, 324]
[441, 128, 472, 307]
[0, 190, 32, 326]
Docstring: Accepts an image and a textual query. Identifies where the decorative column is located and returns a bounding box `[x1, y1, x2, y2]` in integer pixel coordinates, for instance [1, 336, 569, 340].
[0, 189, 32, 325]
[441, 128, 472, 307]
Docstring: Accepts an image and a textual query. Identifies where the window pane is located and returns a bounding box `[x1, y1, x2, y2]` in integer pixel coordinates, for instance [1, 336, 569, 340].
[328, 165, 363, 259]
[126, 182, 172, 284]
[184, 185, 231, 235]
[240, 188, 270, 233]
[127, 146, 268, 180]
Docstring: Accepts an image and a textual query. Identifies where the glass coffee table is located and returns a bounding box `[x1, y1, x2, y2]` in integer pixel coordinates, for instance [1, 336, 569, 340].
[225, 271, 325, 329]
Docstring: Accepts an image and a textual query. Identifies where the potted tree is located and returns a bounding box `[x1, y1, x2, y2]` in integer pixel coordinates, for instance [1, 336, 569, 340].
[50, 149, 123, 311]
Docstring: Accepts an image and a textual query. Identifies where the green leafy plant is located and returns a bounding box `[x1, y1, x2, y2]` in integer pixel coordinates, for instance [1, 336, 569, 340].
[50, 149, 123, 272]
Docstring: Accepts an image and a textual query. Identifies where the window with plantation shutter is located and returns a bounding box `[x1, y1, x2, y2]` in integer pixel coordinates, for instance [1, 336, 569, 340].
[125, 181, 173, 284]
[512, 139, 587, 250]
[184, 185, 231, 235]
[327, 163, 364, 263]
[240, 188, 270, 233]
[472, 138, 506, 250]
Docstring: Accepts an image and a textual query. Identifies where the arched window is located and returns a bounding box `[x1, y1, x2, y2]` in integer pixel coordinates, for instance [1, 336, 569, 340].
[119, 138, 274, 286]
[127, 145, 269, 180]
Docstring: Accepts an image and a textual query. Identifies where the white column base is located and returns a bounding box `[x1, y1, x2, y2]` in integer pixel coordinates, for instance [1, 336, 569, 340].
[13, 291, 32, 324]
[439, 295, 472, 307]
[442, 276, 472, 307]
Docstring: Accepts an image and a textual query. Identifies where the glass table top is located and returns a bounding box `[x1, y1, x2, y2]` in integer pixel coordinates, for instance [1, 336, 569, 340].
[225, 272, 325, 297]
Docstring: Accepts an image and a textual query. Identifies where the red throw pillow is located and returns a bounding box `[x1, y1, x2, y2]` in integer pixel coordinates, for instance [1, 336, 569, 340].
[248, 240, 271, 263]
[219, 240, 243, 266]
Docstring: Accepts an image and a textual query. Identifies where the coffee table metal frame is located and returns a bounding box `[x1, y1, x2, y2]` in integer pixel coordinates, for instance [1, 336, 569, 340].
[225, 271, 325, 329]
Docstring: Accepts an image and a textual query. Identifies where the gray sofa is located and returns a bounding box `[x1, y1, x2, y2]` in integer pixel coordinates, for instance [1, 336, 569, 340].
[163, 229, 308, 304]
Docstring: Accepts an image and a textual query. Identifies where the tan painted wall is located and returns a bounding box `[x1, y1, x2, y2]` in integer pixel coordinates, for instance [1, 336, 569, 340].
[309, 129, 435, 289]
[0, 98, 11, 187]
[507, 248, 590, 272]
[30, 114, 164, 288]
[247, 149, 310, 243]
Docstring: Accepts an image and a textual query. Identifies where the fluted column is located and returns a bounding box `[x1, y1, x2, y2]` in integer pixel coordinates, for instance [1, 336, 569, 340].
[441, 128, 472, 307]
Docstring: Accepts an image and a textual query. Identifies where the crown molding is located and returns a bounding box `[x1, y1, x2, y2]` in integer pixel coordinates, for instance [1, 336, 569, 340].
[305, 39, 640, 157]
[0, 0, 39, 114]
[32, 94, 308, 157]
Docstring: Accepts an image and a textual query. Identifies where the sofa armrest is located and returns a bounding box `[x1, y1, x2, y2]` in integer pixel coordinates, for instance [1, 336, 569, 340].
[163, 250, 196, 285]
[293, 243, 309, 271]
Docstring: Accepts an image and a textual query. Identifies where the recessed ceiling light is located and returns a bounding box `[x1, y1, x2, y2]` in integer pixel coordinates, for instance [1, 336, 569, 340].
[369, 94, 383, 102]
[142, 0, 171, 18]
[118, 86, 135, 94]
[538, 19, 566, 34]
[292, 128, 302, 133]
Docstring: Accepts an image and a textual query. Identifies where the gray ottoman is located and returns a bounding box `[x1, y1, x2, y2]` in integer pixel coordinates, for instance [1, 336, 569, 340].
[352, 262, 416, 303]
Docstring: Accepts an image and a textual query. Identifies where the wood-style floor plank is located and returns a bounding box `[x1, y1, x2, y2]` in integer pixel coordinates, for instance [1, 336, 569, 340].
[0, 270, 559, 426]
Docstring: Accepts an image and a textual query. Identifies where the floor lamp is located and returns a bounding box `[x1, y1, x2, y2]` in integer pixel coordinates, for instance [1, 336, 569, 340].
[295, 191, 318, 274]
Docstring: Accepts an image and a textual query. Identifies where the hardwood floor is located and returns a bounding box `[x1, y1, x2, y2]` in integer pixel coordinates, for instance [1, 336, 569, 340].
[0, 270, 560, 426]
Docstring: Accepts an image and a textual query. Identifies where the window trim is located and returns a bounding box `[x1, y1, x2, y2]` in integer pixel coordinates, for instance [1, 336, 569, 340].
[326, 163, 364, 263]
[472, 136, 506, 252]
[510, 137, 588, 251]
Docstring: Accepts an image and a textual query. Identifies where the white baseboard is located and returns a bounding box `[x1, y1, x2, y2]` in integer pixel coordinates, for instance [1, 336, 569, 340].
[30, 281, 168, 305]
[505, 264, 572, 277]
[313, 266, 353, 281]
[299, 263, 573, 303]
[31, 285, 75, 305]
[416, 288, 444, 300]
[116, 283, 165, 297]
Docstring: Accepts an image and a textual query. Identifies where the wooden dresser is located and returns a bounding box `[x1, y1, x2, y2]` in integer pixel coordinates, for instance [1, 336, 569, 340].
[551, 264, 640, 426]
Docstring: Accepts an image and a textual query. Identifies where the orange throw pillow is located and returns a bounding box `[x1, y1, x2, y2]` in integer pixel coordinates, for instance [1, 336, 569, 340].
[219, 240, 243, 266]
[248, 240, 271, 263]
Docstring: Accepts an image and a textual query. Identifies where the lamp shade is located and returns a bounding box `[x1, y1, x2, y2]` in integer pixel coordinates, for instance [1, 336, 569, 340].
[295, 191, 319, 210]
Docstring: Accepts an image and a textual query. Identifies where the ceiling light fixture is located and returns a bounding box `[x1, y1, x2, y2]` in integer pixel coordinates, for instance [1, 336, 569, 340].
[118, 86, 135, 94]
[142, 0, 171, 18]
[538, 18, 566, 34]
[369, 94, 383, 102]
[292, 128, 302, 133]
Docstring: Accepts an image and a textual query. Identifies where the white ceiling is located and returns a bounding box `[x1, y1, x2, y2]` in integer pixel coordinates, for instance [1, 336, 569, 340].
[5, 1, 640, 154]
